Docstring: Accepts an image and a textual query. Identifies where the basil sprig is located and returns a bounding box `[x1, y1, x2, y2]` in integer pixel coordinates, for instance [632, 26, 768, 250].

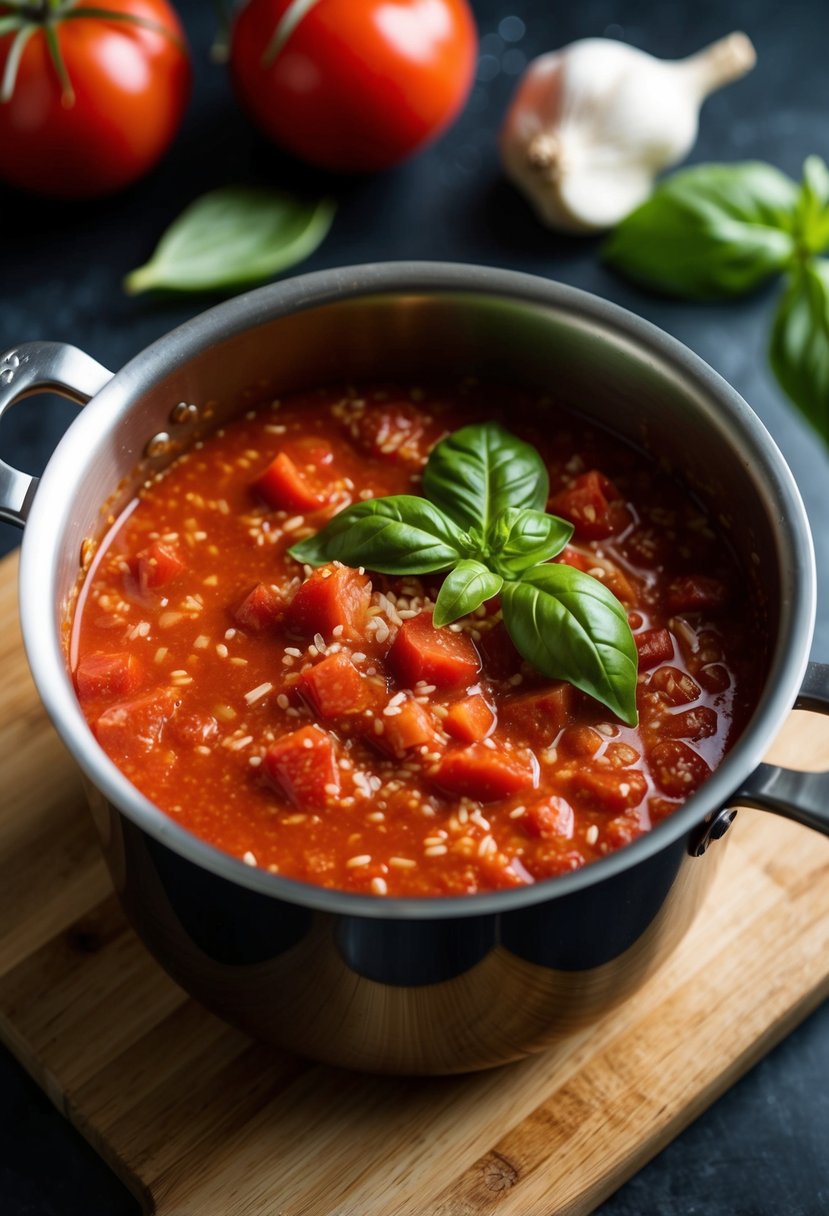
[290, 422, 638, 725]
[604, 156, 829, 447]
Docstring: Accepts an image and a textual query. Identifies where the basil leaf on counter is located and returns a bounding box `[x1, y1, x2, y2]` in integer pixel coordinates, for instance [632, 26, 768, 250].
[422, 422, 549, 535]
[489, 507, 573, 577]
[288, 496, 466, 575]
[604, 162, 800, 299]
[770, 259, 829, 444]
[432, 560, 503, 628]
[793, 156, 829, 257]
[501, 564, 638, 726]
[124, 188, 335, 295]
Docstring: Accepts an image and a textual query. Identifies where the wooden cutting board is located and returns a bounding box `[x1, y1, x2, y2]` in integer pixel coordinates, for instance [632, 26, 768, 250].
[1, 547, 828, 1216]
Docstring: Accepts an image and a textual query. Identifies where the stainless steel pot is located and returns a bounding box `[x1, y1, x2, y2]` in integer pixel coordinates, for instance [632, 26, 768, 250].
[3, 263, 828, 1074]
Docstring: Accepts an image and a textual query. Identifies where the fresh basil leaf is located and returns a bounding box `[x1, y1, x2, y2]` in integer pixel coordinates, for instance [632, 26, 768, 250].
[501, 565, 638, 725]
[124, 188, 335, 295]
[433, 560, 503, 628]
[770, 259, 829, 445]
[288, 495, 465, 575]
[604, 162, 800, 299]
[489, 507, 573, 577]
[422, 422, 549, 535]
[794, 156, 829, 256]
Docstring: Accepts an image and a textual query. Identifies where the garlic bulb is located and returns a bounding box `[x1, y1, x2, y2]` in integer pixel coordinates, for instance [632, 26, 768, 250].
[500, 33, 756, 233]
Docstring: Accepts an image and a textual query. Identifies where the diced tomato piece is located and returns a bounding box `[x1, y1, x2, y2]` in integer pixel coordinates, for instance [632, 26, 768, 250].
[635, 627, 674, 671]
[478, 621, 522, 680]
[650, 665, 701, 705]
[287, 564, 372, 640]
[549, 470, 630, 540]
[696, 663, 731, 695]
[444, 693, 495, 743]
[555, 545, 593, 573]
[297, 652, 383, 719]
[263, 725, 340, 808]
[168, 711, 219, 747]
[253, 451, 326, 512]
[649, 796, 682, 825]
[501, 683, 577, 747]
[604, 741, 641, 768]
[76, 652, 143, 700]
[133, 540, 185, 592]
[234, 583, 285, 632]
[650, 739, 712, 798]
[348, 401, 427, 461]
[430, 744, 537, 802]
[94, 689, 177, 755]
[559, 725, 603, 758]
[666, 575, 729, 614]
[603, 813, 643, 849]
[388, 612, 481, 690]
[521, 796, 574, 839]
[662, 706, 718, 740]
[565, 768, 647, 813]
[376, 699, 442, 756]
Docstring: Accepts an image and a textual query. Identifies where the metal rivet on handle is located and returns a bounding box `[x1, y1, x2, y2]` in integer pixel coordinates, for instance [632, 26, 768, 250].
[688, 807, 737, 857]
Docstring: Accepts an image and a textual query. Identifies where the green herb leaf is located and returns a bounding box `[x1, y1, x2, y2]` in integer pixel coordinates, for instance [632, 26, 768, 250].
[793, 156, 829, 257]
[501, 565, 638, 725]
[489, 507, 573, 577]
[433, 560, 503, 628]
[124, 188, 335, 295]
[288, 495, 466, 575]
[770, 258, 829, 445]
[604, 162, 800, 299]
[422, 422, 549, 535]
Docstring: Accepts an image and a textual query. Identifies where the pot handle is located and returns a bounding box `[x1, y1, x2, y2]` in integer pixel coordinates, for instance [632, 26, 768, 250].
[732, 661, 829, 835]
[0, 341, 114, 528]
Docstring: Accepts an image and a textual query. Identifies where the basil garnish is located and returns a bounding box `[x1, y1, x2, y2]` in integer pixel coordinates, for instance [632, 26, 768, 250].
[289, 495, 466, 575]
[501, 566, 638, 727]
[289, 423, 638, 725]
[422, 421, 549, 535]
[433, 560, 503, 629]
[604, 156, 829, 446]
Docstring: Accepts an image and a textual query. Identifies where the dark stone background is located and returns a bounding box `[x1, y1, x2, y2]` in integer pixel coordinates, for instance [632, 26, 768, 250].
[1, 0, 827, 1212]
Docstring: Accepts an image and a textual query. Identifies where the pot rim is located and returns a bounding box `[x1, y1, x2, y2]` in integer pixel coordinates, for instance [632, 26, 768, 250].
[19, 261, 816, 920]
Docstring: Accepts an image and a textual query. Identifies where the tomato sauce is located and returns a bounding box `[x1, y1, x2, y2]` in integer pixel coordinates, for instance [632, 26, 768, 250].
[72, 385, 761, 896]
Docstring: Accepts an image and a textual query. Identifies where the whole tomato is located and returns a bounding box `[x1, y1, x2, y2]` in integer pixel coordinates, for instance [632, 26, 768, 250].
[0, 0, 190, 199]
[230, 0, 478, 172]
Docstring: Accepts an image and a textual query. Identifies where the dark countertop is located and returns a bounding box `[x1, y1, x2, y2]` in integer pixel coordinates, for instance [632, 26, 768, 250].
[1, 0, 827, 1212]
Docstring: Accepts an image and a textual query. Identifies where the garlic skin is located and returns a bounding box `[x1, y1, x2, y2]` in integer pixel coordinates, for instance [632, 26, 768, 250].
[500, 33, 756, 233]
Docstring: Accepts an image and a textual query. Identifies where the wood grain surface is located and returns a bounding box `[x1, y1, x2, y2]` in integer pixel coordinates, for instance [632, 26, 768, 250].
[1, 549, 827, 1216]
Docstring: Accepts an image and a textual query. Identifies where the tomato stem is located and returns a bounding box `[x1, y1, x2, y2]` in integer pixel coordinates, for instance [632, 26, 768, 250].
[0, 23, 35, 103]
[43, 17, 74, 105]
[261, 0, 323, 67]
[63, 6, 186, 53]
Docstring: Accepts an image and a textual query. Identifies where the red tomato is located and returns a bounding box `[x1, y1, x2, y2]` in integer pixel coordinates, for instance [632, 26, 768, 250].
[0, 1, 190, 198]
[229, 0, 478, 171]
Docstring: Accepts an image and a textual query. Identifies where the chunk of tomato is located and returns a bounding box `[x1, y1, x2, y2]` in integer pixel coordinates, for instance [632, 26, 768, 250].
[388, 612, 481, 689]
[549, 470, 630, 540]
[501, 682, 576, 746]
[444, 693, 495, 743]
[376, 699, 442, 756]
[94, 688, 177, 755]
[635, 627, 674, 671]
[430, 744, 537, 801]
[662, 706, 718, 740]
[565, 768, 647, 812]
[478, 621, 522, 680]
[234, 582, 285, 632]
[650, 739, 712, 797]
[650, 665, 701, 705]
[263, 725, 339, 808]
[666, 575, 729, 614]
[297, 652, 383, 718]
[521, 796, 574, 839]
[287, 565, 372, 639]
[348, 401, 428, 461]
[76, 652, 143, 700]
[133, 540, 185, 592]
[253, 451, 326, 512]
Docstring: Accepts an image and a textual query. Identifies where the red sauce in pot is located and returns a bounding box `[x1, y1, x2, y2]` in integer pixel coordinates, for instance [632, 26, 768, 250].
[71, 384, 761, 896]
